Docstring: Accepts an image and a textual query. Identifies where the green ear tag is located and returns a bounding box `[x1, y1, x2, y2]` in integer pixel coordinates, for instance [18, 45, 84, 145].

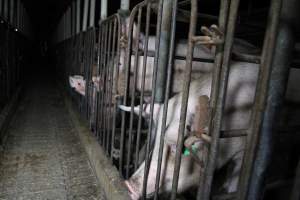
[183, 148, 190, 156]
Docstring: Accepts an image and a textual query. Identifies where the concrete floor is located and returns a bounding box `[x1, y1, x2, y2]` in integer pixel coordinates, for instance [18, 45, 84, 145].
[0, 75, 106, 199]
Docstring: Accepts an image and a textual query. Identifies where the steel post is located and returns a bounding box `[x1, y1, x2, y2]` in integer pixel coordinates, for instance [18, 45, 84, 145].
[89, 0, 96, 27]
[247, 0, 298, 199]
[101, 0, 107, 20]
[154, 0, 173, 103]
[82, 0, 89, 31]
[76, 0, 81, 34]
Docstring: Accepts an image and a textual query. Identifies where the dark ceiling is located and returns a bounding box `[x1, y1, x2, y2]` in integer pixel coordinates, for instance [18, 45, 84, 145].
[22, 0, 271, 41]
[23, 0, 72, 40]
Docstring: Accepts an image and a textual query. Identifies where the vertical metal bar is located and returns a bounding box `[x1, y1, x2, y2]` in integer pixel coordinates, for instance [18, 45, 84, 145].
[89, 0, 96, 27]
[121, 0, 130, 11]
[134, 3, 151, 171]
[76, 0, 81, 34]
[101, 0, 107, 20]
[199, 1, 240, 199]
[9, 0, 13, 25]
[142, 0, 164, 198]
[3, 0, 8, 21]
[155, 0, 173, 103]
[110, 17, 118, 160]
[0, 0, 2, 17]
[126, 8, 142, 179]
[72, 1, 76, 36]
[237, 0, 283, 199]
[170, 0, 197, 199]
[105, 22, 113, 153]
[82, 0, 89, 31]
[247, 0, 296, 199]
[154, 0, 178, 198]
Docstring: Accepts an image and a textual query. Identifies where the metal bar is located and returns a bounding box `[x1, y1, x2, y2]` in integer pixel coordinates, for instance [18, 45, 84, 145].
[82, 0, 89, 31]
[110, 17, 118, 160]
[3, 0, 7, 21]
[155, 0, 174, 103]
[154, 0, 178, 198]
[126, 7, 142, 179]
[134, 3, 151, 172]
[121, 0, 130, 11]
[237, 0, 283, 199]
[0, 0, 2, 17]
[9, 0, 13, 25]
[199, 1, 240, 199]
[105, 22, 113, 153]
[246, 0, 297, 199]
[170, 0, 197, 198]
[141, 0, 164, 197]
[76, 0, 81, 34]
[89, 0, 96, 27]
[101, 0, 107, 20]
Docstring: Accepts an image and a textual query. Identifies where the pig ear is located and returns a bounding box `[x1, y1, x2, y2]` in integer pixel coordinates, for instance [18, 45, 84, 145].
[69, 76, 76, 88]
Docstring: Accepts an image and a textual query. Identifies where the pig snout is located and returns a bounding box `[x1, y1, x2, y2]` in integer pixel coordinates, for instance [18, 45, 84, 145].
[125, 180, 141, 200]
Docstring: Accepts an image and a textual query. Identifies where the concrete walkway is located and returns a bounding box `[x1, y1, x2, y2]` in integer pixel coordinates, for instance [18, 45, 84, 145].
[0, 76, 106, 200]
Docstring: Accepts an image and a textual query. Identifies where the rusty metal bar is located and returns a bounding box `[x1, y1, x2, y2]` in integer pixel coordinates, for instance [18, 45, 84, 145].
[198, 1, 240, 199]
[141, 0, 164, 197]
[170, 0, 198, 198]
[134, 3, 151, 172]
[126, 7, 142, 179]
[237, 0, 283, 199]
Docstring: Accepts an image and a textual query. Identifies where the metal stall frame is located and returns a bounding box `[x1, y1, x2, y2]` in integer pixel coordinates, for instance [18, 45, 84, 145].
[96, 13, 125, 160]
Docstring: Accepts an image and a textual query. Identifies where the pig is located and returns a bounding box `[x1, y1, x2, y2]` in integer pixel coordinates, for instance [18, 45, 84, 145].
[120, 60, 261, 199]
[69, 75, 86, 96]
[69, 75, 101, 97]
[116, 24, 259, 95]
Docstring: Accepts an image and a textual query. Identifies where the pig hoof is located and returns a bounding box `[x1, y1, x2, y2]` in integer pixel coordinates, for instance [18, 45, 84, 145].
[125, 180, 140, 200]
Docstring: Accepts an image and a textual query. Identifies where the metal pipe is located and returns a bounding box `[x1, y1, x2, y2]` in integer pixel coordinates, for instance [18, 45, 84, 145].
[0, 0, 2, 17]
[198, 1, 240, 200]
[9, 0, 13, 25]
[89, 0, 96, 27]
[154, 0, 178, 199]
[121, 0, 130, 11]
[170, 0, 197, 198]
[3, 0, 7, 21]
[247, 0, 298, 199]
[101, 0, 107, 20]
[82, 0, 89, 31]
[237, 0, 283, 199]
[76, 0, 81, 34]
[155, 0, 173, 103]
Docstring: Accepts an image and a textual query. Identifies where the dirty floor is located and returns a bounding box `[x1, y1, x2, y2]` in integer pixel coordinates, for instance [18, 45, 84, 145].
[0, 75, 106, 200]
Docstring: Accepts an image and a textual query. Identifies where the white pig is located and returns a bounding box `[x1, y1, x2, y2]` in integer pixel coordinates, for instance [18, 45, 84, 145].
[120, 60, 261, 199]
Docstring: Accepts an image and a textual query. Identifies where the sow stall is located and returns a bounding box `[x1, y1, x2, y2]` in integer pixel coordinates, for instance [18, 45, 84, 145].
[53, 0, 300, 200]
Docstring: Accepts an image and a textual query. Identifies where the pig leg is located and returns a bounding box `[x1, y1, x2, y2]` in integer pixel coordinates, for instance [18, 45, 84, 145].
[222, 151, 243, 193]
[126, 143, 169, 199]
